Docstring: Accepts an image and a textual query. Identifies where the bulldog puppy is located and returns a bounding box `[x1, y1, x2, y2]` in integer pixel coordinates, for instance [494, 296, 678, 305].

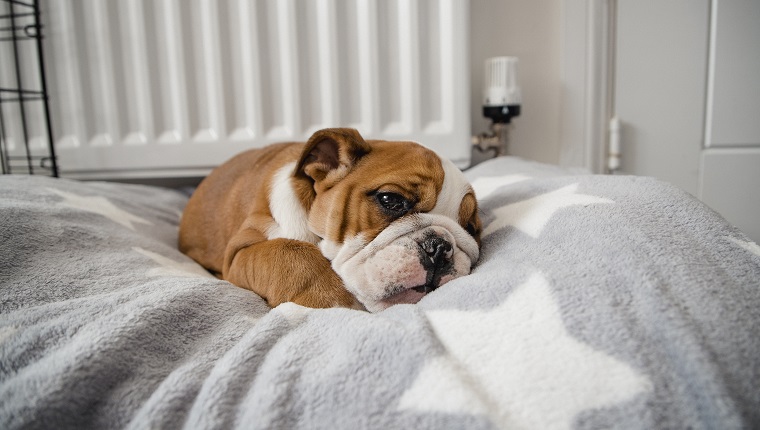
[179, 128, 481, 312]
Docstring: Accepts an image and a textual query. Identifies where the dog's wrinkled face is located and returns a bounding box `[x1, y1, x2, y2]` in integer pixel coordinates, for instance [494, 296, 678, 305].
[296, 128, 481, 312]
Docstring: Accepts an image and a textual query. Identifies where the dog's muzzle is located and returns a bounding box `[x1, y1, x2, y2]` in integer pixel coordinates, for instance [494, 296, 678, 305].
[324, 214, 480, 312]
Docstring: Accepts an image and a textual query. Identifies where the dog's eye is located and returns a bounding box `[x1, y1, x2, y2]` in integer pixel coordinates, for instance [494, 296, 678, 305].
[376, 192, 411, 216]
[465, 222, 477, 236]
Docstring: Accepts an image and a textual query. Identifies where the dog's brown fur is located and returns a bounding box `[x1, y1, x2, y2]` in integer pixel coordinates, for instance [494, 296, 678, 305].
[179, 128, 480, 310]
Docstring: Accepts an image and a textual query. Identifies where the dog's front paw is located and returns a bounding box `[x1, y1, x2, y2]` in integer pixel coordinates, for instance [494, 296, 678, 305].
[225, 237, 362, 310]
[289, 261, 364, 310]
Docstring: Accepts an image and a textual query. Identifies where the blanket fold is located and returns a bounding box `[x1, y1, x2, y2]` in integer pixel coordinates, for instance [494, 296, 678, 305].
[1, 159, 758, 429]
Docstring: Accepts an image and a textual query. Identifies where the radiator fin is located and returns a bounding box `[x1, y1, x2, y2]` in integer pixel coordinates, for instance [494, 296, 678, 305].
[35, 0, 471, 177]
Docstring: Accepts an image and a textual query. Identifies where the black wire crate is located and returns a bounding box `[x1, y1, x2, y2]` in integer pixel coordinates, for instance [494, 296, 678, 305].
[0, 0, 57, 176]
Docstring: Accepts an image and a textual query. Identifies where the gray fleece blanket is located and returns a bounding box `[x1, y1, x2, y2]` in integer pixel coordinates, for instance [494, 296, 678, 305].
[1, 156, 759, 429]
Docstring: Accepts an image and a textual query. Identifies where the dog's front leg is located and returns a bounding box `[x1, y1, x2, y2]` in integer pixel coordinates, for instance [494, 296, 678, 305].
[222, 228, 360, 309]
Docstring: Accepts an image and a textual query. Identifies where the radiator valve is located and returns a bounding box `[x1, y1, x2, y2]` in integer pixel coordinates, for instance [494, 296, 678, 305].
[473, 56, 521, 156]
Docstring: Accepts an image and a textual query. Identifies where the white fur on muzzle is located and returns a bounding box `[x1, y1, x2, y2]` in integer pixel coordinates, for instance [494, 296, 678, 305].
[320, 214, 480, 312]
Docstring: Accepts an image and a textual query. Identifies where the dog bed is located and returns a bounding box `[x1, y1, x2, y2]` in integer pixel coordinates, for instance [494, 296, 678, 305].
[1, 156, 759, 429]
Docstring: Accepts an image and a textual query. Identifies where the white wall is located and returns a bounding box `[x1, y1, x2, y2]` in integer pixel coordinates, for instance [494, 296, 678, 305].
[470, 0, 563, 165]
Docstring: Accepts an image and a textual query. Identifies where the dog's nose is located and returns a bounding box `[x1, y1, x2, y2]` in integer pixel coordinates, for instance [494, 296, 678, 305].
[422, 236, 453, 267]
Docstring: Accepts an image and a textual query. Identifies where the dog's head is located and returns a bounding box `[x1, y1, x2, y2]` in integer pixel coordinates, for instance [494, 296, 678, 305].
[295, 128, 481, 312]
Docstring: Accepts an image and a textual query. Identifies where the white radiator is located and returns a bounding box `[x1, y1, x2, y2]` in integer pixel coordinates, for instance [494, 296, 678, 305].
[36, 0, 469, 179]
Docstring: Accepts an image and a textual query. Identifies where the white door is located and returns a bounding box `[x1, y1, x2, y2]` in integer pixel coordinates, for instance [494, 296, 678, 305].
[700, 0, 760, 244]
[613, 0, 760, 242]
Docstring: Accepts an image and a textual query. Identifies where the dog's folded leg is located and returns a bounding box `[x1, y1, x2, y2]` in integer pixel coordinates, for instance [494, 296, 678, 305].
[223, 229, 361, 309]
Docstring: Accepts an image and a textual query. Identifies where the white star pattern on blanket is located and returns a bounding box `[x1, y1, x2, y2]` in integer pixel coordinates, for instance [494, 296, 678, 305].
[133, 247, 216, 279]
[470, 174, 531, 200]
[482, 183, 614, 238]
[728, 237, 760, 258]
[0, 326, 17, 345]
[48, 188, 152, 231]
[399, 272, 652, 428]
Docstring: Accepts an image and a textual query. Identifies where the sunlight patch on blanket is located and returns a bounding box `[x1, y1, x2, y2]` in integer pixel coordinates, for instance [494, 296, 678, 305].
[48, 188, 152, 231]
[133, 247, 215, 279]
[399, 272, 652, 428]
[482, 183, 614, 238]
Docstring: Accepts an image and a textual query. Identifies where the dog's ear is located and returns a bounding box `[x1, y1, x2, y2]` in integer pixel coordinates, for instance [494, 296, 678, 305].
[295, 128, 371, 187]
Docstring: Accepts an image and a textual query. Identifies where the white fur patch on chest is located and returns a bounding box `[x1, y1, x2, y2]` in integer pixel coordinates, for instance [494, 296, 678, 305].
[431, 157, 471, 220]
[267, 162, 321, 244]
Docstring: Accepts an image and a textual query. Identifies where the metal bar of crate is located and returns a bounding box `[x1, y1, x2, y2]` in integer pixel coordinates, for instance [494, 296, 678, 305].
[7, 0, 33, 174]
[0, 0, 57, 176]
[32, 0, 56, 176]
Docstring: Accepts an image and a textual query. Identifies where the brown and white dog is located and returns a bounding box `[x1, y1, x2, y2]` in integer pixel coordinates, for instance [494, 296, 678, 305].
[179, 128, 481, 312]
